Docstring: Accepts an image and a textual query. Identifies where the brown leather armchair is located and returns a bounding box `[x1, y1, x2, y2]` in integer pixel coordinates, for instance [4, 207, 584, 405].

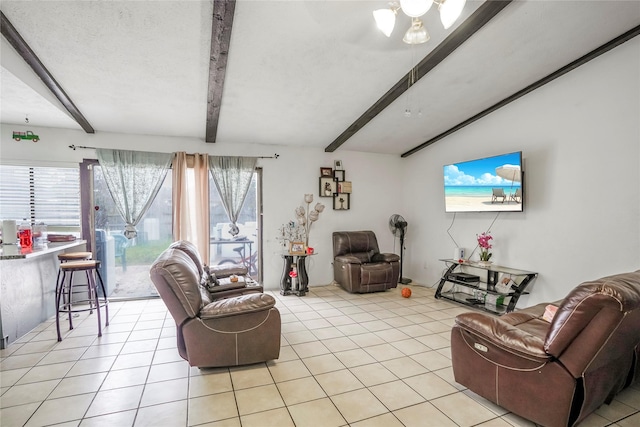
[150, 245, 280, 367]
[332, 230, 400, 293]
[451, 270, 640, 427]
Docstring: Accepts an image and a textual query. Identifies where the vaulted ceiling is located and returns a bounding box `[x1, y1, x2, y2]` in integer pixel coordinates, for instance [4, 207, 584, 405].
[1, 1, 639, 156]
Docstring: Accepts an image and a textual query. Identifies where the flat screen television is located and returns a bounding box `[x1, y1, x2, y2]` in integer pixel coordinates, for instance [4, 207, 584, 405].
[444, 151, 523, 213]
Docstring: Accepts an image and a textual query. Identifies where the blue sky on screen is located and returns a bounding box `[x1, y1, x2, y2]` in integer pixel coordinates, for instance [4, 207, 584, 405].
[444, 152, 521, 186]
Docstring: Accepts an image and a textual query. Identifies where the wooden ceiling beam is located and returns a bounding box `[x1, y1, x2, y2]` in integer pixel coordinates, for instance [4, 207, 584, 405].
[206, 0, 236, 143]
[1, 11, 94, 133]
[401, 24, 640, 157]
[324, 0, 512, 153]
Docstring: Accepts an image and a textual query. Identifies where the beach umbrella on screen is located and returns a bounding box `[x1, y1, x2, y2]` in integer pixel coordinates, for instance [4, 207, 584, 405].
[495, 164, 521, 182]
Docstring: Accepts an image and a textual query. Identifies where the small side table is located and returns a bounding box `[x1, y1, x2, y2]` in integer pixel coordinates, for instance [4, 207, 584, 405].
[280, 253, 315, 296]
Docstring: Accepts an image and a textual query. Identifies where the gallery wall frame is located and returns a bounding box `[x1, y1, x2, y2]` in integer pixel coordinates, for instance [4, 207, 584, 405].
[319, 176, 337, 197]
[333, 193, 350, 210]
[320, 167, 333, 177]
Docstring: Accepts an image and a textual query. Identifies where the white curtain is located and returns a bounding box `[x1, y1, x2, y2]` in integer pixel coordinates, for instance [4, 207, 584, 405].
[173, 152, 210, 262]
[208, 156, 257, 236]
[96, 148, 172, 239]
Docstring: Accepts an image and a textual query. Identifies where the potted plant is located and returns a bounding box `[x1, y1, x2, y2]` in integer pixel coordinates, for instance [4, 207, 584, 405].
[477, 231, 493, 266]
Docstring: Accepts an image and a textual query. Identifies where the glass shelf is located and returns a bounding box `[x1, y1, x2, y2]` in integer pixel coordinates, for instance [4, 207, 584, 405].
[439, 259, 537, 276]
[435, 259, 538, 314]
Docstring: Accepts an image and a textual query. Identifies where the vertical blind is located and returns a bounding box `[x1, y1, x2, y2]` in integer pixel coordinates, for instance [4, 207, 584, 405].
[0, 165, 80, 226]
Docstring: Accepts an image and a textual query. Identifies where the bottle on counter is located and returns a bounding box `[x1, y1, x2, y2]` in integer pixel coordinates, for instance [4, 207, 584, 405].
[33, 222, 47, 249]
[18, 218, 32, 249]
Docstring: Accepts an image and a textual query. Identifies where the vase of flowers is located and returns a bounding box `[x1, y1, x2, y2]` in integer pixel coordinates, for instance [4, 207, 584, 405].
[477, 231, 493, 267]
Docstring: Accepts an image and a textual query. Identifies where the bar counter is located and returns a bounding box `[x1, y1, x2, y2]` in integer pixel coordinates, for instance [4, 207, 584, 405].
[0, 240, 87, 348]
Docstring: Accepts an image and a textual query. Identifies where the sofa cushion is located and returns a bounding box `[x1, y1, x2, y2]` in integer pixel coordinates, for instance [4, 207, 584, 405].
[335, 252, 371, 264]
[361, 263, 394, 285]
[201, 293, 276, 319]
[333, 231, 380, 257]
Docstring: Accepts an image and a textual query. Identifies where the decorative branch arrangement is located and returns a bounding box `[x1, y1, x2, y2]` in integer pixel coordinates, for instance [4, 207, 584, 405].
[277, 194, 325, 251]
[295, 194, 325, 247]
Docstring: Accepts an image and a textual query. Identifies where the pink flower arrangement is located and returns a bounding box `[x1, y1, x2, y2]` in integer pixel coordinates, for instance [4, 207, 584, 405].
[477, 231, 493, 262]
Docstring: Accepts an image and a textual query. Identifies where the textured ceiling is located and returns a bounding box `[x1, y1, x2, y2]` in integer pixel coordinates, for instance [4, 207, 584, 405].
[1, 1, 639, 155]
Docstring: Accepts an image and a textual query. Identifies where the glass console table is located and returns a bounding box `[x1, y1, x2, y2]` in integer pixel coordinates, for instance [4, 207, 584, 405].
[435, 259, 538, 315]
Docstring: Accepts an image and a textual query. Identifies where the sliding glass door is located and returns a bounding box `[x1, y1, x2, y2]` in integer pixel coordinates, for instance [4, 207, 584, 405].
[209, 168, 261, 282]
[91, 164, 172, 299]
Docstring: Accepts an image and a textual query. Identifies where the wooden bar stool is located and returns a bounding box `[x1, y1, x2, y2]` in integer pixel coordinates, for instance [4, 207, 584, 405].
[56, 251, 94, 310]
[55, 259, 109, 341]
[56, 252, 92, 292]
[58, 251, 93, 262]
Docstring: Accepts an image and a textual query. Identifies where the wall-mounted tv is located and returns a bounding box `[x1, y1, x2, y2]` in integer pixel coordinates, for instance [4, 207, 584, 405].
[444, 151, 523, 213]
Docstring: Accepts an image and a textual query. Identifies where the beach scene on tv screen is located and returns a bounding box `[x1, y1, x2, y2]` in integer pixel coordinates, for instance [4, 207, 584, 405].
[444, 152, 523, 212]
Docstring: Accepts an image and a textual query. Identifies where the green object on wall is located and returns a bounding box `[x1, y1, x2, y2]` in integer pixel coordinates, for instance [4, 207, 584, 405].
[12, 130, 39, 142]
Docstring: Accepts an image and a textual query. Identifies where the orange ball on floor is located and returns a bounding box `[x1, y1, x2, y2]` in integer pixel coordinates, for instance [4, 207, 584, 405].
[401, 287, 412, 298]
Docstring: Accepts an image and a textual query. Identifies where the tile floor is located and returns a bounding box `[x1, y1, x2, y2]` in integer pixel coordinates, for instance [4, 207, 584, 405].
[1, 284, 639, 427]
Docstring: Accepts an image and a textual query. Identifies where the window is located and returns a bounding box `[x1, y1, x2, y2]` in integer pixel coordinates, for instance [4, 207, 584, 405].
[0, 165, 80, 227]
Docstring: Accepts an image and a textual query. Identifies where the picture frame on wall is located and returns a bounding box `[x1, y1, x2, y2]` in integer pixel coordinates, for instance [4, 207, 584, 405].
[333, 170, 345, 181]
[320, 167, 333, 177]
[337, 181, 352, 193]
[289, 241, 306, 255]
[333, 193, 350, 210]
[319, 176, 337, 197]
[334, 160, 343, 170]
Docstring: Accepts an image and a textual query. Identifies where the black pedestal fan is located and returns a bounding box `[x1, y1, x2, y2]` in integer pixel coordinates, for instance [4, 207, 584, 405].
[389, 214, 412, 284]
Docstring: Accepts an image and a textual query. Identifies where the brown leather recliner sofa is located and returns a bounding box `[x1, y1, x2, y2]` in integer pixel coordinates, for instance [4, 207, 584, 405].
[451, 270, 640, 427]
[332, 230, 400, 293]
[150, 242, 281, 367]
[168, 240, 263, 299]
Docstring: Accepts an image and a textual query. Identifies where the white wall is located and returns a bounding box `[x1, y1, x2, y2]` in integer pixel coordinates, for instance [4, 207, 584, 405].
[0, 126, 405, 290]
[402, 38, 640, 306]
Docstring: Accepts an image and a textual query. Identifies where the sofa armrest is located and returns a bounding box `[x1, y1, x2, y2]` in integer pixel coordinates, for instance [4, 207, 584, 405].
[372, 253, 400, 263]
[454, 312, 549, 360]
[200, 293, 276, 319]
[335, 255, 363, 264]
[208, 281, 247, 294]
[208, 264, 248, 277]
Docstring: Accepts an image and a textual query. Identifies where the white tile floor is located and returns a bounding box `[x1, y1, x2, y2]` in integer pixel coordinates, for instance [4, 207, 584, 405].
[1, 284, 639, 426]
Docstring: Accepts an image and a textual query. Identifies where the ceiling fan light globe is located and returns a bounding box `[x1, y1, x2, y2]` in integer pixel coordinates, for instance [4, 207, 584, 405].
[400, 0, 433, 18]
[439, 0, 466, 29]
[373, 9, 396, 37]
[403, 19, 430, 44]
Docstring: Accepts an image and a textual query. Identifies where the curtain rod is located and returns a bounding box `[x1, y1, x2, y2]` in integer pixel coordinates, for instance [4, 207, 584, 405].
[68, 145, 279, 159]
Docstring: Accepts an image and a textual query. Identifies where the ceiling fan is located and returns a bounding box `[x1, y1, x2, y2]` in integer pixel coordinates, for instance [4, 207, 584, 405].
[373, 0, 467, 44]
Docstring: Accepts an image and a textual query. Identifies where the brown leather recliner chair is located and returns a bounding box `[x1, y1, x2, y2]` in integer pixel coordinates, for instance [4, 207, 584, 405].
[150, 245, 281, 367]
[451, 270, 640, 427]
[332, 230, 400, 293]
